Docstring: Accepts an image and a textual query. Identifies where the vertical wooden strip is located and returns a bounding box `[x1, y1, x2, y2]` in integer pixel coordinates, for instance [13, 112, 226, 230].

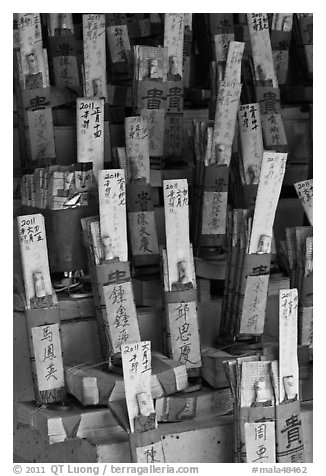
[98, 169, 127, 262]
[48, 35, 80, 89]
[83, 14, 107, 98]
[27, 108, 56, 163]
[47, 13, 74, 36]
[213, 81, 242, 165]
[164, 14, 185, 78]
[224, 41, 245, 83]
[239, 274, 270, 335]
[127, 183, 159, 265]
[163, 179, 193, 290]
[17, 13, 45, 86]
[106, 24, 131, 63]
[125, 116, 150, 182]
[76, 98, 104, 182]
[103, 281, 141, 354]
[248, 151, 287, 254]
[201, 165, 229, 235]
[279, 289, 299, 403]
[247, 13, 278, 87]
[238, 103, 264, 184]
[261, 113, 287, 150]
[294, 179, 313, 226]
[141, 109, 165, 157]
[121, 341, 155, 433]
[213, 33, 235, 62]
[17, 214, 53, 309]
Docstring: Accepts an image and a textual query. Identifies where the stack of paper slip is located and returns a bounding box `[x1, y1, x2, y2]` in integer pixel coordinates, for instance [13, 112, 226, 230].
[64, 353, 188, 406]
[151, 351, 189, 397]
[65, 363, 125, 406]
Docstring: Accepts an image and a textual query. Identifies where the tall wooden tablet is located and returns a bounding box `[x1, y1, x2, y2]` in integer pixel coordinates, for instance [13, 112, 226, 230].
[248, 151, 287, 254]
[121, 341, 155, 433]
[294, 179, 313, 226]
[77, 98, 104, 183]
[17, 213, 53, 309]
[83, 14, 107, 98]
[213, 81, 242, 166]
[98, 169, 128, 262]
[224, 41, 245, 83]
[247, 13, 278, 87]
[106, 24, 131, 64]
[238, 103, 264, 185]
[164, 14, 185, 78]
[125, 116, 150, 182]
[279, 289, 299, 403]
[17, 13, 47, 88]
[163, 179, 193, 290]
[27, 108, 56, 163]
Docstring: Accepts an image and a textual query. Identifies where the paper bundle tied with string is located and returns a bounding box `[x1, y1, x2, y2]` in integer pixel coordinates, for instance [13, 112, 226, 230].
[64, 352, 188, 407]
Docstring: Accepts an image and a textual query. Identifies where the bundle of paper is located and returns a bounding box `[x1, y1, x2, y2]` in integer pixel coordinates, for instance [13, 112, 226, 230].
[65, 353, 188, 406]
[21, 163, 95, 210]
[223, 288, 306, 463]
[201, 347, 234, 388]
[151, 351, 189, 397]
[191, 41, 244, 251]
[155, 385, 233, 422]
[224, 355, 277, 463]
[64, 363, 125, 406]
[220, 208, 250, 340]
[220, 150, 287, 341]
[16, 400, 125, 444]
